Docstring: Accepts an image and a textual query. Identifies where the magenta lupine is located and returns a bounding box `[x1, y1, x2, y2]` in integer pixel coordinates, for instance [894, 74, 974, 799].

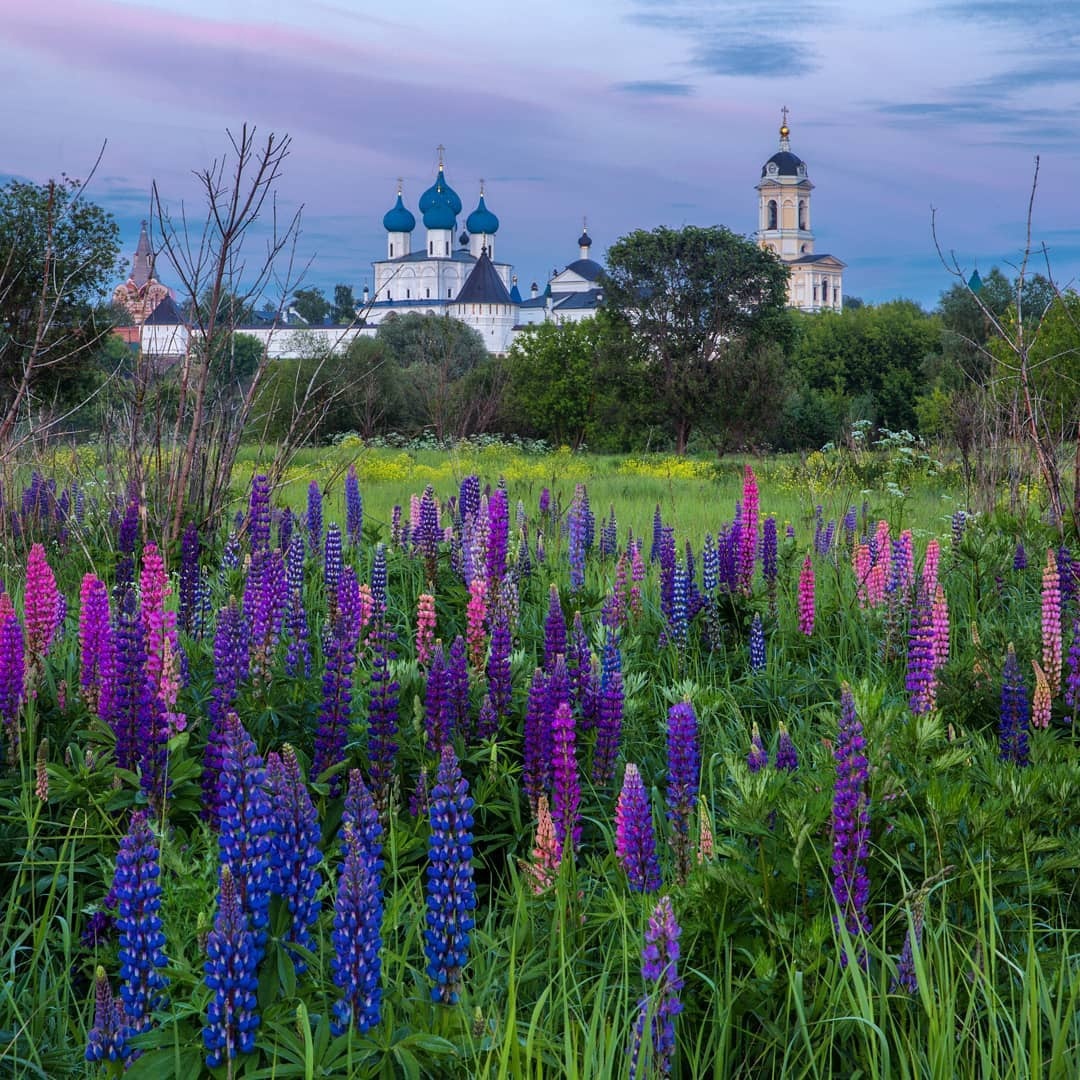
[747, 722, 768, 772]
[737, 466, 759, 595]
[832, 684, 872, 965]
[922, 538, 940, 597]
[523, 668, 551, 814]
[666, 701, 699, 883]
[853, 542, 871, 608]
[79, 575, 114, 720]
[798, 553, 815, 635]
[629, 896, 684, 1080]
[24, 542, 60, 660]
[616, 763, 661, 893]
[520, 795, 561, 893]
[1042, 549, 1062, 696]
[415, 593, 436, 666]
[551, 700, 581, 856]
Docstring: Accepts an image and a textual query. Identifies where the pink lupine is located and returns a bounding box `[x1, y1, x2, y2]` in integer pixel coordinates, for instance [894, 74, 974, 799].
[932, 583, 949, 672]
[24, 543, 60, 659]
[466, 578, 488, 673]
[1032, 660, 1051, 730]
[798, 554, 815, 635]
[1042, 549, 1062, 696]
[853, 543, 871, 608]
[866, 559, 887, 608]
[415, 593, 436, 666]
[520, 795, 560, 894]
[922, 539, 940, 597]
[738, 466, 759, 595]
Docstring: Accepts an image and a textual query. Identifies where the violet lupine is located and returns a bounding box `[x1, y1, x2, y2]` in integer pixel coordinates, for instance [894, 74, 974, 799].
[460, 474, 481, 528]
[447, 634, 470, 734]
[891, 901, 925, 995]
[616, 763, 661, 892]
[486, 487, 508, 587]
[332, 777, 384, 1035]
[245, 550, 288, 678]
[313, 569, 362, 792]
[543, 585, 566, 672]
[749, 613, 766, 673]
[832, 684, 872, 965]
[567, 486, 588, 594]
[1013, 541, 1028, 571]
[798, 553, 815, 635]
[551, 700, 581, 857]
[111, 586, 157, 777]
[762, 515, 779, 612]
[306, 480, 323, 556]
[567, 611, 592, 715]
[630, 541, 645, 616]
[115, 496, 140, 589]
[523, 669, 551, 814]
[217, 712, 274, 954]
[370, 542, 388, 616]
[203, 865, 261, 1069]
[775, 722, 798, 772]
[24, 542, 60, 660]
[600, 504, 618, 560]
[702, 533, 718, 596]
[324, 523, 343, 594]
[1066, 618, 1080, 710]
[424, 643, 454, 752]
[367, 618, 400, 811]
[178, 522, 200, 636]
[113, 810, 169, 1042]
[79, 575, 113, 720]
[906, 588, 937, 715]
[284, 536, 311, 678]
[629, 896, 684, 1080]
[246, 473, 272, 557]
[345, 464, 363, 546]
[747, 722, 768, 772]
[267, 746, 322, 972]
[1042, 549, 1062, 697]
[658, 526, 677, 628]
[85, 967, 128, 1066]
[425, 744, 477, 1005]
[999, 644, 1030, 766]
[486, 612, 513, 724]
[476, 692, 499, 741]
[593, 633, 624, 786]
[666, 701, 700, 883]
[650, 504, 663, 563]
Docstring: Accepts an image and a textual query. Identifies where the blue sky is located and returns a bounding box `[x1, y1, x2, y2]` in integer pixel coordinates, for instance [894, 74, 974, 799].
[5, 0, 1079, 308]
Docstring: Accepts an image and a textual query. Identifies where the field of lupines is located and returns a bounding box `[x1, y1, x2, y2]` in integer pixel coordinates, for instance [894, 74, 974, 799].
[2, 459, 1080, 1078]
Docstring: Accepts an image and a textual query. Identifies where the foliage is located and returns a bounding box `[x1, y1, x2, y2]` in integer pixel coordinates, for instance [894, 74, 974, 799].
[332, 284, 357, 326]
[291, 287, 330, 325]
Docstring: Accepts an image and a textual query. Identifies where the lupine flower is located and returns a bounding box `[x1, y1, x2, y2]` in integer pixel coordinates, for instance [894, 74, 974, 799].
[666, 701, 699, 883]
[415, 593, 437, 666]
[246, 474, 272, 556]
[306, 481, 323, 556]
[1013, 541, 1027, 571]
[277, 507, 294, 556]
[203, 866, 260, 1068]
[551, 700, 580, 856]
[749, 613, 766, 673]
[523, 668, 550, 814]
[141, 543, 184, 736]
[630, 541, 645, 616]
[79, 574, 114, 720]
[202, 601, 250, 824]
[520, 794, 561, 893]
[425, 745, 477, 1005]
[486, 487, 508, 587]
[267, 747, 322, 972]
[543, 585, 566, 672]
[466, 578, 488, 674]
[832, 684, 872, 965]
[798, 554, 815, 635]
[1031, 660, 1051, 730]
[697, 801, 715, 862]
[1042, 549, 1062, 696]
[616, 764, 661, 892]
[24, 542, 60, 660]
[658, 526, 676, 629]
[762, 516, 778, 594]
[906, 587, 937, 715]
[86, 966, 128, 1065]
[1066, 618, 1080, 710]
[669, 560, 688, 646]
[179, 522, 201, 636]
[447, 634, 470, 734]
[345, 465, 364, 546]
[486, 612, 513, 725]
[113, 811, 169, 1037]
[891, 900, 925, 995]
[35, 738, 48, 801]
[593, 632, 623, 786]
[217, 713, 273, 952]
[332, 774, 383, 1034]
[747, 722, 767, 772]
[775, 722, 799, 772]
[367, 618, 400, 811]
[931, 583, 949, 673]
[999, 644, 1030, 766]
[245, 549, 288, 678]
[567, 485, 588, 593]
[284, 535, 311, 678]
[0, 611, 25, 759]
[424, 643, 454, 752]
[629, 896, 684, 1080]
[737, 466, 759, 595]
[370, 542, 388, 615]
[324, 522, 343, 594]
[650, 504, 663, 564]
[853, 543, 871, 607]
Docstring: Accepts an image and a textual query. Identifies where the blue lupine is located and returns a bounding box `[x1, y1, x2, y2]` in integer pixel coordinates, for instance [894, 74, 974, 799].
[593, 632, 623, 786]
[113, 811, 168, 1038]
[702, 533, 718, 595]
[313, 569, 361, 792]
[459, 474, 481, 528]
[486, 613, 513, 724]
[425, 745, 477, 1005]
[747, 722, 768, 772]
[368, 618, 400, 811]
[345, 465, 363, 546]
[203, 866, 260, 1068]
[86, 967, 128, 1065]
[324, 522, 343, 594]
[567, 486, 588, 594]
[999, 644, 1030, 766]
[284, 535, 311, 678]
[666, 701, 699, 882]
[775, 722, 799, 772]
[267, 746, 322, 973]
[670, 560, 688, 645]
[332, 772, 384, 1034]
[749, 612, 766, 673]
[371, 542, 388, 615]
[247, 473, 272, 556]
[306, 481, 323, 556]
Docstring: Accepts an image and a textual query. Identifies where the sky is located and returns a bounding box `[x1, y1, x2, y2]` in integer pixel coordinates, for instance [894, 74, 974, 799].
[4, 0, 1080, 310]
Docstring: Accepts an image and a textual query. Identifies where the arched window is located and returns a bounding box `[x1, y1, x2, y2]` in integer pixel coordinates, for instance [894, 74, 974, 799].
[389, 243, 394, 257]
[798, 200, 807, 230]
[767, 200, 778, 229]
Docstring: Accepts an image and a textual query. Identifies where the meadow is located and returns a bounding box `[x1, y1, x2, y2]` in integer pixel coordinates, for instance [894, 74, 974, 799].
[0, 437, 1077, 1079]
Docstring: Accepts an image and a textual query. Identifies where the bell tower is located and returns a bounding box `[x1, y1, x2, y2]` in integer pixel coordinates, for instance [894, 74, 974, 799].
[756, 107, 814, 260]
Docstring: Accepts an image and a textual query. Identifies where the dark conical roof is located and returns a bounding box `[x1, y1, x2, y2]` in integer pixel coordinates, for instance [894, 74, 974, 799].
[455, 251, 512, 305]
[131, 221, 154, 288]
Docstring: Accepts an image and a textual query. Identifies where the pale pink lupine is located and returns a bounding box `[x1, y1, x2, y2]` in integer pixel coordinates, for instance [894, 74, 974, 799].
[798, 553, 815, 635]
[415, 593, 437, 666]
[1032, 660, 1051, 729]
[466, 578, 488, 673]
[520, 794, 561, 893]
[357, 583, 374, 644]
[922, 539, 940, 597]
[408, 492, 421, 543]
[1042, 550, 1062, 696]
[24, 543, 60, 659]
[932, 584, 950, 672]
[853, 543, 872, 607]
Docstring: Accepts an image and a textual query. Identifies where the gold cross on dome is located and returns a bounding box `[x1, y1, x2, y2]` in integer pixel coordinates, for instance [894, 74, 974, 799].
[781, 105, 789, 126]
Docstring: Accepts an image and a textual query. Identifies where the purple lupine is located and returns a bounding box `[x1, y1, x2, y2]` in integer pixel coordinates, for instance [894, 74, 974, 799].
[245, 549, 288, 677]
[0, 611, 25, 758]
[516, 526, 532, 581]
[113, 810, 169, 1038]
[459, 474, 481, 528]
[486, 486, 509, 587]
[629, 896, 684, 1080]
[324, 523, 343, 594]
[842, 505, 858, 552]
[425, 744, 477, 1005]
[367, 618, 400, 811]
[247, 474, 272, 557]
[312, 570, 361, 791]
[567, 486, 588, 594]
[217, 713, 273, 954]
[833, 684, 872, 965]
[1013, 541, 1027, 571]
[593, 632, 623, 786]
[737, 466, 759, 595]
[551, 700, 581, 857]
[762, 516, 778, 602]
[616, 763, 661, 893]
[85, 967, 128, 1065]
[417, 485, 441, 581]
[345, 465, 363, 546]
[332, 773, 384, 1034]
[666, 701, 699, 883]
[999, 644, 1030, 766]
[178, 522, 200, 636]
[748, 613, 766, 673]
[424, 642, 454, 752]
[747, 722, 768, 772]
[567, 611, 592, 717]
[658, 526, 676, 628]
[267, 746, 322, 973]
[447, 633, 470, 735]
[203, 866, 260, 1069]
[306, 481, 323, 556]
[486, 612, 513, 725]
[906, 587, 936, 714]
[284, 535, 311, 678]
[891, 902, 924, 994]
[1066, 618, 1080, 710]
[775, 722, 799, 772]
[277, 507, 294, 554]
[543, 585, 566, 672]
[523, 668, 550, 814]
[111, 587, 159, 782]
[600, 504, 618, 560]
[1059, 546, 1076, 611]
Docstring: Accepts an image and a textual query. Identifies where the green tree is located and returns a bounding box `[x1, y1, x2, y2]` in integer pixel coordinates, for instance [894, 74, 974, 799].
[332, 284, 357, 325]
[290, 287, 330, 325]
[602, 225, 790, 453]
[0, 176, 123, 444]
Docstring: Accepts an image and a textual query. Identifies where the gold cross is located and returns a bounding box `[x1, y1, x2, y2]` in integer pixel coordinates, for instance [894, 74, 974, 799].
[781, 105, 789, 126]
[436, 144, 445, 166]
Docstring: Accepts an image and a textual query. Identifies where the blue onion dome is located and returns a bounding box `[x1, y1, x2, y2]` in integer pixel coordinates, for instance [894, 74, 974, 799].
[383, 191, 415, 233]
[423, 201, 457, 230]
[419, 164, 462, 217]
[577, 229, 592, 248]
[466, 193, 499, 235]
